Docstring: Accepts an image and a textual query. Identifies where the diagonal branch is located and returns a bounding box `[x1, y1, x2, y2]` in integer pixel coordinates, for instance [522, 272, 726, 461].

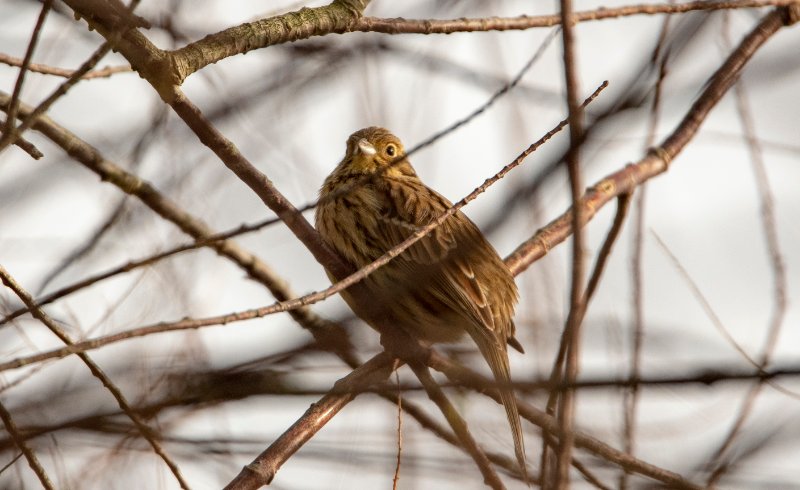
[223, 351, 395, 490]
[0, 400, 55, 490]
[3, 0, 52, 137]
[506, 5, 800, 276]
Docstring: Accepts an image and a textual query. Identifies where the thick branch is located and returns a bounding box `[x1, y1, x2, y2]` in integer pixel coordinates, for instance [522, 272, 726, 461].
[224, 352, 394, 490]
[171, 0, 370, 84]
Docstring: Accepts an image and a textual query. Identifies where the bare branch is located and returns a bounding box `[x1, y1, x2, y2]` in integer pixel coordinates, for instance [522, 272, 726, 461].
[223, 351, 394, 490]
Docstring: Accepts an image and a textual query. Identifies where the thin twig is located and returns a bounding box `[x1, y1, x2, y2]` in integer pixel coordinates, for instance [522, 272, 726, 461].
[651, 233, 799, 402]
[652, 234, 761, 368]
[4, 0, 52, 136]
[0, 52, 131, 79]
[0, 115, 42, 159]
[392, 370, 403, 490]
[36, 196, 129, 295]
[352, 1, 796, 36]
[622, 15, 672, 489]
[402, 27, 560, 158]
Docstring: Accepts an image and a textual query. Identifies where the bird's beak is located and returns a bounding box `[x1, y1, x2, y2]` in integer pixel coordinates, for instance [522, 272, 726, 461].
[357, 138, 376, 156]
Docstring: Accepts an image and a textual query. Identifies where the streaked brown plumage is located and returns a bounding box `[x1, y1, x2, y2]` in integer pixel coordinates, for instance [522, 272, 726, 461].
[316, 127, 526, 478]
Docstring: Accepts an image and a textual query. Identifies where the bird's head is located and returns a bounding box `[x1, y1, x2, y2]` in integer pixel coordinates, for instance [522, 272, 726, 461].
[339, 127, 414, 176]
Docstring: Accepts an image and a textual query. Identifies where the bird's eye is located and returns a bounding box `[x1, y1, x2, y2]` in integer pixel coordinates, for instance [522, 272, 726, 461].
[385, 144, 396, 157]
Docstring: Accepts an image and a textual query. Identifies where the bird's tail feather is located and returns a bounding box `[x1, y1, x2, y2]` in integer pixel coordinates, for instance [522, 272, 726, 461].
[472, 331, 529, 484]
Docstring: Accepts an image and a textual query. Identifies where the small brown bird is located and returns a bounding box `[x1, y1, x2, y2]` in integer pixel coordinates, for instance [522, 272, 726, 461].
[316, 127, 526, 478]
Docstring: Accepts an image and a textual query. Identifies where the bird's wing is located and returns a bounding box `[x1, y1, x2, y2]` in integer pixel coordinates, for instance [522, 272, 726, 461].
[374, 177, 504, 336]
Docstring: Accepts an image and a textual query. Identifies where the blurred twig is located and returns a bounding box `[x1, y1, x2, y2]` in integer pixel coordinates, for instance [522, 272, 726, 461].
[622, 14, 672, 489]
[703, 14, 791, 485]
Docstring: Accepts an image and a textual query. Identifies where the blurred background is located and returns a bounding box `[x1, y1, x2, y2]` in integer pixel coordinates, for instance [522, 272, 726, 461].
[1, 1, 799, 488]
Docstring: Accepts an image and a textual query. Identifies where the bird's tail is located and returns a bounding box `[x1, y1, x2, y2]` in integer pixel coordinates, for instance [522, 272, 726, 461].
[472, 331, 528, 484]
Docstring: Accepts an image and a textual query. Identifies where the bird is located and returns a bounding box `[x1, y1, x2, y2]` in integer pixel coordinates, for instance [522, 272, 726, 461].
[315, 126, 526, 479]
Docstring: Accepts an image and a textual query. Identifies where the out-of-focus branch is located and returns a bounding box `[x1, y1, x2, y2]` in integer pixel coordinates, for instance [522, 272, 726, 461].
[623, 14, 672, 489]
[703, 15, 792, 482]
[0, 400, 55, 490]
[0, 52, 131, 79]
[0, 266, 190, 490]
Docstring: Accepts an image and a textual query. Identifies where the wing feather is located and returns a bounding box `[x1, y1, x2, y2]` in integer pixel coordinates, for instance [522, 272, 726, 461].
[372, 176, 515, 340]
